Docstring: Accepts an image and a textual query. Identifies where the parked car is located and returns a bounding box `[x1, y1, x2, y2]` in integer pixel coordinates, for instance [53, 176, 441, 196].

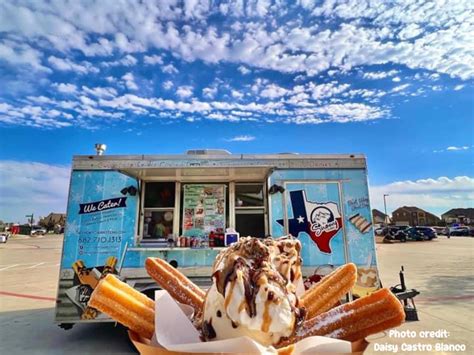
[417, 226, 437, 239]
[384, 232, 407, 243]
[30, 226, 47, 236]
[0, 232, 9, 243]
[432, 226, 447, 235]
[377, 226, 402, 236]
[449, 227, 471, 237]
[399, 227, 436, 241]
[402, 227, 425, 241]
[382, 226, 408, 242]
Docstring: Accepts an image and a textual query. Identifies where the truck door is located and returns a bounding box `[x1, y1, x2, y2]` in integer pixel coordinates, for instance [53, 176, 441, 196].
[269, 169, 380, 296]
[56, 170, 139, 323]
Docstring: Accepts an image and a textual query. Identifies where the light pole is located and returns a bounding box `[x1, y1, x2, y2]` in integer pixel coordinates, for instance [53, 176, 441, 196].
[383, 194, 389, 226]
[25, 213, 34, 225]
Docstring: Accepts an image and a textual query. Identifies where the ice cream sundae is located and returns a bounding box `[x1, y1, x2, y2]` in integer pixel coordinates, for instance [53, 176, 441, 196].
[201, 236, 305, 346]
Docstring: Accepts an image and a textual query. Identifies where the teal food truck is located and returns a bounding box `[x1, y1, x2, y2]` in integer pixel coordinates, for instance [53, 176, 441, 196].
[56, 149, 380, 328]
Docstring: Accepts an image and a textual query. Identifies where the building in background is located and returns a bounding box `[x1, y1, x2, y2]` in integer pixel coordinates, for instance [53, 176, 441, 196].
[39, 213, 66, 232]
[391, 206, 441, 226]
[441, 208, 474, 225]
[372, 209, 390, 225]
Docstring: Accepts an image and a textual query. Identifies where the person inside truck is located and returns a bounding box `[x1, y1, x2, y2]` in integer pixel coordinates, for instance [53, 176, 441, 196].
[153, 216, 166, 238]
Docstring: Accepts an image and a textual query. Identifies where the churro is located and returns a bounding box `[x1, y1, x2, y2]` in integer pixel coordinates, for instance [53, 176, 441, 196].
[145, 257, 206, 313]
[301, 263, 357, 319]
[349, 214, 372, 234]
[279, 288, 404, 347]
[72, 260, 99, 289]
[89, 274, 155, 339]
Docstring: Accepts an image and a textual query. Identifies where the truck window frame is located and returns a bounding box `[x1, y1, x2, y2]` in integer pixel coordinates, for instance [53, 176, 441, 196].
[234, 182, 268, 237]
[139, 181, 179, 241]
[138, 180, 268, 245]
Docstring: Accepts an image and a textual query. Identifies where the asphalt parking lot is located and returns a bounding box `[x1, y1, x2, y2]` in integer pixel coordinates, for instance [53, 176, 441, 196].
[0, 234, 473, 354]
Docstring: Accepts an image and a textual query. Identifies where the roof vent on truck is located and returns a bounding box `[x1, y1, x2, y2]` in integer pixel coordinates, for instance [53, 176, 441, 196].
[186, 149, 231, 155]
[95, 143, 107, 155]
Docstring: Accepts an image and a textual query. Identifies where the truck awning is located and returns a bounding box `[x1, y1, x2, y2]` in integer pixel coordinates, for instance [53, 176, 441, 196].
[120, 166, 273, 182]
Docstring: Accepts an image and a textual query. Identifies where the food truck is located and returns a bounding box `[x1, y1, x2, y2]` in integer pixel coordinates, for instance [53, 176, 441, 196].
[55, 149, 380, 328]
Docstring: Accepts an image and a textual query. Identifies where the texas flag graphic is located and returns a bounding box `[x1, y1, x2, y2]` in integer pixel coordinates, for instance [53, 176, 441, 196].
[277, 190, 343, 254]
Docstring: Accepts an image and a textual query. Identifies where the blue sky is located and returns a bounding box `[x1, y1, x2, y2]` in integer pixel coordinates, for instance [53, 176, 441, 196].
[0, 0, 473, 223]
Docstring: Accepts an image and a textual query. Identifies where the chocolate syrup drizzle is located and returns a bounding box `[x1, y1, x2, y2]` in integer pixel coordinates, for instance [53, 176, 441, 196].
[208, 236, 304, 339]
[202, 319, 216, 339]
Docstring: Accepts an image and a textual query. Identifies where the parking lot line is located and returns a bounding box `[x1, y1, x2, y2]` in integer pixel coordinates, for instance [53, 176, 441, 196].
[0, 264, 19, 271]
[0, 262, 59, 271]
[0, 291, 56, 302]
[0, 263, 36, 267]
[25, 262, 45, 269]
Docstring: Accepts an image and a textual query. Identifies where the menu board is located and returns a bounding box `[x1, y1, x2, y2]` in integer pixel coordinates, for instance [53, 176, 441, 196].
[182, 184, 226, 237]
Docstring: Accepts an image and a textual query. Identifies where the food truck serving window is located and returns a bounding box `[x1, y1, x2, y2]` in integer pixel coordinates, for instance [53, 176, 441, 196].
[143, 182, 176, 240]
[139, 181, 266, 245]
[235, 183, 266, 238]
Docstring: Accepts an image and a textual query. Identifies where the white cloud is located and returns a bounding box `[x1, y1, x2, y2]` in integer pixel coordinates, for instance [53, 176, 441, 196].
[176, 85, 193, 99]
[0, 41, 50, 72]
[0, 102, 73, 128]
[260, 84, 288, 98]
[454, 85, 465, 91]
[162, 81, 173, 90]
[370, 176, 474, 216]
[398, 24, 422, 40]
[79, 95, 96, 106]
[363, 70, 398, 80]
[391, 84, 410, 93]
[309, 82, 350, 100]
[122, 73, 138, 90]
[53, 83, 77, 94]
[287, 102, 387, 124]
[75, 105, 124, 120]
[226, 135, 256, 142]
[48, 56, 98, 74]
[207, 112, 239, 122]
[114, 33, 144, 53]
[0, 161, 70, 223]
[162, 64, 179, 74]
[231, 90, 244, 99]
[2, 74, 393, 128]
[392, 77, 401, 82]
[446, 146, 470, 151]
[316, 103, 386, 122]
[238, 65, 251, 74]
[81, 86, 118, 98]
[144, 54, 163, 65]
[102, 54, 137, 67]
[1, 1, 472, 79]
[203, 86, 218, 99]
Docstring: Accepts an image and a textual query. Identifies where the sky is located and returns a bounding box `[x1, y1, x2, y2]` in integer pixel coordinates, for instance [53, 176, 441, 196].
[0, 0, 473, 223]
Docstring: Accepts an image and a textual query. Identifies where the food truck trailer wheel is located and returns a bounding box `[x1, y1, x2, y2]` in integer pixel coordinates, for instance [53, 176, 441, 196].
[59, 323, 74, 330]
[141, 286, 162, 300]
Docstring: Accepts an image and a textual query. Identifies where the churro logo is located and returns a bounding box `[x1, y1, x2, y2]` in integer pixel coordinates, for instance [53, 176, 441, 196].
[277, 190, 342, 254]
[310, 205, 340, 237]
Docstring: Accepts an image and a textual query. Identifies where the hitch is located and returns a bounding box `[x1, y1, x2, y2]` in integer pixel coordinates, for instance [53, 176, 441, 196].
[390, 266, 420, 321]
